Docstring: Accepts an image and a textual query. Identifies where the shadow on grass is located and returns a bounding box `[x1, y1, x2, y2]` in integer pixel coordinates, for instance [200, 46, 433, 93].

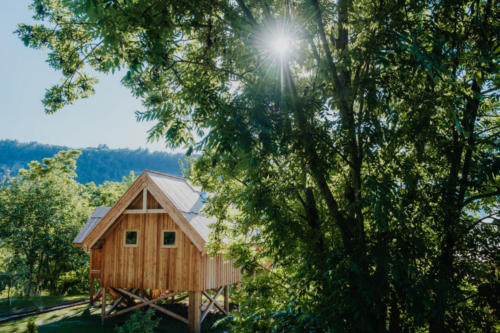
[1, 303, 230, 333]
[0, 295, 86, 317]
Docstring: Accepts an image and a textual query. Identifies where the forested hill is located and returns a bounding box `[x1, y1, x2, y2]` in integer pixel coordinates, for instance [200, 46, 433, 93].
[0, 140, 185, 184]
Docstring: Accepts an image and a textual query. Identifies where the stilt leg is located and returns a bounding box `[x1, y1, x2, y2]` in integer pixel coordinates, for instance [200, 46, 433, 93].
[188, 291, 201, 333]
[101, 287, 106, 323]
[224, 285, 229, 313]
[90, 277, 94, 306]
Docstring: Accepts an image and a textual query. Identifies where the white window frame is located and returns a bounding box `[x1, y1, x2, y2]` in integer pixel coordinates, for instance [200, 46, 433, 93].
[161, 230, 177, 248]
[124, 230, 139, 247]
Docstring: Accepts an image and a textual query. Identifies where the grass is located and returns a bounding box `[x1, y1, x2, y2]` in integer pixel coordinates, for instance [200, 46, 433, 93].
[0, 295, 86, 316]
[0, 303, 229, 333]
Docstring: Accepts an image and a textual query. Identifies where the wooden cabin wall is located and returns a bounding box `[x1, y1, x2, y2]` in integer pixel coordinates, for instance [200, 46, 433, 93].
[146, 191, 162, 209]
[199, 254, 242, 290]
[98, 213, 202, 291]
[92, 206, 243, 292]
[90, 248, 103, 279]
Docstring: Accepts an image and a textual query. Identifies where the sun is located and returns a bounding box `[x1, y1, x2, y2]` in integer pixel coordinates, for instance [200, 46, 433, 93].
[272, 33, 291, 57]
[263, 29, 293, 59]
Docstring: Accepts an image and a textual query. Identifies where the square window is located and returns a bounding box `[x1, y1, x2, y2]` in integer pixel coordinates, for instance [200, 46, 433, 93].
[163, 231, 176, 247]
[125, 231, 138, 246]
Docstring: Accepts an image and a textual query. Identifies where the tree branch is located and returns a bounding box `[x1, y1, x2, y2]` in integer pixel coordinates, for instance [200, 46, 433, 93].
[309, 0, 342, 90]
[463, 189, 500, 206]
[235, 0, 258, 26]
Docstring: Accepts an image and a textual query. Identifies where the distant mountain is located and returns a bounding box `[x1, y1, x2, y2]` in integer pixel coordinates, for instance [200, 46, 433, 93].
[0, 140, 185, 184]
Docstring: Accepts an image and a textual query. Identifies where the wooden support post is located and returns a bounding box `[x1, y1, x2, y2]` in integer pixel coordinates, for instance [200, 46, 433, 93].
[89, 277, 94, 306]
[188, 291, 201, 333]
[101, 288, 106, 323]
[224, 285, 229, 313]
[94, 287, 103, 302]
[142, 189, 147, 212]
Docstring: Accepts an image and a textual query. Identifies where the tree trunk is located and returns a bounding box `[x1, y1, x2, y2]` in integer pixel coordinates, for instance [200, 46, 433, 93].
[26, 261, 34, 297]
[430, 79, 481, 332]
[35, 253, 44, 295]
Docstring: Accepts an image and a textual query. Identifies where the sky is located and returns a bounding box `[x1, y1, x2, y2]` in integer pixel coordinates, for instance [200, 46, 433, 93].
[0, 1, 169, 152]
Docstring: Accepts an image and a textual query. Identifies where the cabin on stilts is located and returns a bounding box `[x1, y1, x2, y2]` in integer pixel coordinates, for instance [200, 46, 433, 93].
[73, 170, 242, 332]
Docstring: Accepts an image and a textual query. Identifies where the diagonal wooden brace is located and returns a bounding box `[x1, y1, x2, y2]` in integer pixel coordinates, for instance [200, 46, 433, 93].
[201, 290, 228, 316]
[106, 296, 124, 316]
[200, 287, 226, 325]
[116, 288, 188, 324]
[107, 288, 172, 318]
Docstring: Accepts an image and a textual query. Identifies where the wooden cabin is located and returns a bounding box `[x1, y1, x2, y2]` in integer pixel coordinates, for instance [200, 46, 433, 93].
[73, 170, 242, 332]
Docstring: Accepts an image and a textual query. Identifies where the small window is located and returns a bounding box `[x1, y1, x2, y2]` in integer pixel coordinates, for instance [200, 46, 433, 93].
[124, 231, 138, 247]
[162, 231, 176, 248]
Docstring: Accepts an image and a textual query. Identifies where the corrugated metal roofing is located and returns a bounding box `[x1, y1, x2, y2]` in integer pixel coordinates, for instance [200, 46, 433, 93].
[146, 171, 214, 242]
[182, 212, 216, 243]
[73, 206, 111, 244]
[146, 171, 205, 214]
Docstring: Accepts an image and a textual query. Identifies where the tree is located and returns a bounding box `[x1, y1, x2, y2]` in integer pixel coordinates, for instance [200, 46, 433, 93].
[85, 171, 135, 207]
[0, 150, 135, 296]
[0, 150, 90, 295]
[17, 0, 498, 331]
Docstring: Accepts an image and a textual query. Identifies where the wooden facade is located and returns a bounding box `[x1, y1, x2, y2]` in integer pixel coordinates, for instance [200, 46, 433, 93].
[74, 171, 242, 332]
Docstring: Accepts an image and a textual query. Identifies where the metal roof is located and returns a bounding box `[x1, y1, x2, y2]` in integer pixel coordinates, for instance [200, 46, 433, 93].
[73, 206, 111, 244]
[146, 171, 205, 214]
[146, 171, 214, 242]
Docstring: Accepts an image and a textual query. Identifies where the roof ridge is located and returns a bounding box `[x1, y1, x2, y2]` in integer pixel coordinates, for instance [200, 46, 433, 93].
[144, 170, 203, 194]
[143, 169, 186, 180]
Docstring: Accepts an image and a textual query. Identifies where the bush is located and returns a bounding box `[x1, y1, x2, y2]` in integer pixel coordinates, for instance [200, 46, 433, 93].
[26, 318, 37, 333]
[115, 309, 160, 333]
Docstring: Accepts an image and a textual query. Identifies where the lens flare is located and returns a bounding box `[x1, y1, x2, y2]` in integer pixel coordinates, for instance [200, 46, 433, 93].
[272, 34, 291, 57]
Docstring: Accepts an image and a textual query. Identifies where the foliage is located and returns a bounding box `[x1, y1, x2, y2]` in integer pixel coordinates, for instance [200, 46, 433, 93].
[26, 317, 38, 333]
[17, 0, 499, 332]
[0, 150, 130, 296]
[0, 139, 184, 184]
[0, 150, 90, 296]
[85, 171, 135, 207]
[114, 309, 160, 333]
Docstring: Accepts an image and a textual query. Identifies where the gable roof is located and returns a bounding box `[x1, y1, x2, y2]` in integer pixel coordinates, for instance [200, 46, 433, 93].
[74, 170, 215, 253]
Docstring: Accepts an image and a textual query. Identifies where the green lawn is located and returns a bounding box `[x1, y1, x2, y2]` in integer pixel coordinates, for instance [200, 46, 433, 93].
[0, 303, 229, 333]
[0, 295, 86, 316]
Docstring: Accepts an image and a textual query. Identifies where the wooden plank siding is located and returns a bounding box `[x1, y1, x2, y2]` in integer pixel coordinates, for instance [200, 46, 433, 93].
[90, 248, 102, 278]
[91, 211, 241, 291]
[128, 191, 144, 209]
[199, 254, 243, 291]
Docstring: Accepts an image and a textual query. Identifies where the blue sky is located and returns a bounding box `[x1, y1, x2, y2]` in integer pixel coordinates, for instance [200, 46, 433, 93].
[0, 1, 168, 152]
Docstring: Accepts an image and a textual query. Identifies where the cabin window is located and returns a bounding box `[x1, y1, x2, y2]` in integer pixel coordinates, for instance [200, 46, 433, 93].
[124, 231, 138, 247]
[162, 230, 176, 248]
